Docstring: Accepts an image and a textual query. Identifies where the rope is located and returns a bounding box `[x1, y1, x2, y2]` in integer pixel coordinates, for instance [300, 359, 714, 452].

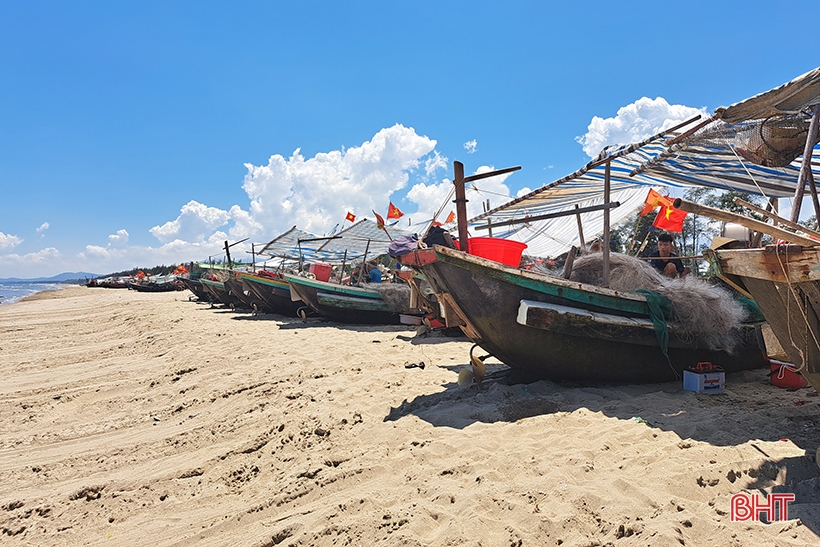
[773, 245, 820, 372]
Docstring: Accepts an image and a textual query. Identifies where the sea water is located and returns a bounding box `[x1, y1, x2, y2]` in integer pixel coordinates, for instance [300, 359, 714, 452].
[0, 282, 65, 305]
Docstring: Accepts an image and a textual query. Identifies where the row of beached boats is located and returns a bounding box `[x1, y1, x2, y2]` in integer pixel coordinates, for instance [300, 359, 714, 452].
[106, 68, 820, 392]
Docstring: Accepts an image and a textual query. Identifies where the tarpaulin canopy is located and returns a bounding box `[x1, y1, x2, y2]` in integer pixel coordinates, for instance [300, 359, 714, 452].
[258, 220, 417, 263]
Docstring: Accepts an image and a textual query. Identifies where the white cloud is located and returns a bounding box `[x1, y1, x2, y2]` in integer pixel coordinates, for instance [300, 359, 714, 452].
[36, 222, 49, 233]
[242, 124, 436, 236]
[464, 139, 477, 154]
[406, 165, 518, 222]
[0, 247, 61, 270]
[424, 151, 448, 177]
[0, 232, 23, 250]
[108, 229, 129, 247]
[575, 97, 707, 157]
[149, 200, 231, 244]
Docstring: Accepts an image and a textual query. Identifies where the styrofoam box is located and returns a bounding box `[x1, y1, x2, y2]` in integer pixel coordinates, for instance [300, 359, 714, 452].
[683, 369, 725, 394]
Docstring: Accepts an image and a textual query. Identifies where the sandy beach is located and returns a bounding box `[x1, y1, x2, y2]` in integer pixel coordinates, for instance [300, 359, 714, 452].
[1, 286, 819, 546]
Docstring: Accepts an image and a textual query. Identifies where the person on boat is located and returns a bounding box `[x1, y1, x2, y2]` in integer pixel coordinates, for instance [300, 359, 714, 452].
[368, 264, 382, 283]
[648, 233, 687, 278]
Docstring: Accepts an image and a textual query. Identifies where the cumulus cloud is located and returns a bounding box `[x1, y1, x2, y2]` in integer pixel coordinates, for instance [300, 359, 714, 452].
[0, 232, 23, 250]
[464, 140, 477, 154]
[242, 124, 436, 236]
[575, 97, 707, 157]
[108, 229, 129, 247]
[36, 222, 49, 233]
[149, 201, 231, 244]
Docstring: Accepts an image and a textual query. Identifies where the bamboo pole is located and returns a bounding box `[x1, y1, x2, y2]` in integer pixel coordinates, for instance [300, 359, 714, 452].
[673, 198, 819, 247]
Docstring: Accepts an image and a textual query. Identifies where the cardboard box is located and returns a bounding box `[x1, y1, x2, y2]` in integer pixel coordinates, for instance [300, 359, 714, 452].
[683, 365, 725, 394]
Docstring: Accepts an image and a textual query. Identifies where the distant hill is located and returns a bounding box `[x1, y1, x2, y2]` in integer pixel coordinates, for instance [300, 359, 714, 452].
[0, 272, 101, 283]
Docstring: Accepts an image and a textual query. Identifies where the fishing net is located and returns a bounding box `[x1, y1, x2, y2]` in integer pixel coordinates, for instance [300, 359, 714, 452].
[733, 116, 816, 167]
[568, 252, 748, 353]
[363, 283, 412, 313]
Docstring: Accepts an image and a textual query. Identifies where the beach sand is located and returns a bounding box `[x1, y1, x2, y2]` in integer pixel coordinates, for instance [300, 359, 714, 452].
[1, 286, 819, 546]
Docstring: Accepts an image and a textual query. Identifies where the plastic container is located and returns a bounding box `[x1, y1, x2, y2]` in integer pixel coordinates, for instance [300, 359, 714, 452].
[309, 262, 332, 282]
[770, 360, 808, 389]
[399, 314, 423, 326]
[468, 237, 528, 267]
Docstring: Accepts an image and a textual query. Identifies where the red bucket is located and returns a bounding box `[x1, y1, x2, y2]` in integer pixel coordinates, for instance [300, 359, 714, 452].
[468, 237, 527, 267]
[309, 262, 332, 282]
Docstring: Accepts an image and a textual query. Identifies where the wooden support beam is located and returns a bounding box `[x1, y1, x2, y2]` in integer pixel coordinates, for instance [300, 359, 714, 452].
[673, 198, 818, 247]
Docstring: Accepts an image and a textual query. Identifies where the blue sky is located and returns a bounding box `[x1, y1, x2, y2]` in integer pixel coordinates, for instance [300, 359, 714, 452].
[1, 1, 819, 278]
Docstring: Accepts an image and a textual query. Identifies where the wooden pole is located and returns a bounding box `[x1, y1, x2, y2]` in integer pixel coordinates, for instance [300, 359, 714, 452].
[673, 198, 819, 247]
[808, 170, 820, 222]
[224, 241, 232, 269]
[733, 197, 820, 240]
[602, 161, 611, 286]
[338, 250, 348, 283]
[454, 161, 470, 253]
[789, 104, 820, 223]
[574, 204, 586, 250]
[358, 240, 371, 286]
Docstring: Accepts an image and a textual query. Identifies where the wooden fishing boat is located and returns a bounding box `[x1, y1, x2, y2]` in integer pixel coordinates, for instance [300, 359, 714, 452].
[284, 274, 412, 325]
[127, 279, 182, 292]
[199, 278, 247, 308]
[239, 272, 305, 317]
[177, 276, 213, 302]
[399, 245, 767, 383]
[223, 276, 273, 313]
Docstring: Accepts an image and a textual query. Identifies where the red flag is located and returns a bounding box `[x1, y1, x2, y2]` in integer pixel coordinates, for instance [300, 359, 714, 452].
[652, 204, 687, 232]
[640, 188, 673, 216]
[372, 210, 385, 230]
[445, 211, 456, 224]
[345, 211, 356, 223]
[387, 202, 404, 219]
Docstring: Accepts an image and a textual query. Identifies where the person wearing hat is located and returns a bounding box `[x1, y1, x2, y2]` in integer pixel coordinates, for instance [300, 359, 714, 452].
[648, 233, 687, 278]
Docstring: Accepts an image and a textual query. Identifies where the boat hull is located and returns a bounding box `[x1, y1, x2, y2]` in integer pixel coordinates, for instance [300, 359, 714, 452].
[224, 277, 274, 313]
[284, 275, 403, 325]
[178, 277, 212, 301]
[239, 273, 304, 317]
[401, 246, 767, 384]
[199, 279, 247, 308]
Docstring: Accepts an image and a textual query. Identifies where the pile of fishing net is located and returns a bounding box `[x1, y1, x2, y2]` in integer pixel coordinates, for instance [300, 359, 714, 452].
[567, 252, 748, 353]
[362, 283, 413, 313]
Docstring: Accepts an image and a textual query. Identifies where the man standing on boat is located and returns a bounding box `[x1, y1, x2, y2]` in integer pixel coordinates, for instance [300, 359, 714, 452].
[648, 233, 687, 278]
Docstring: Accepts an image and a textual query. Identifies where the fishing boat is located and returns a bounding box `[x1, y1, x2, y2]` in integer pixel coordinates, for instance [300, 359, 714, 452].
[177, 276, 213, 302]
[400, 244, 767, 383]
[238, 271, 306, 317]
[283, 274, 417, 325]
[260, 220, 421, 324]
[127, 277, 182, 292]
[199, 277, 247, 308]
